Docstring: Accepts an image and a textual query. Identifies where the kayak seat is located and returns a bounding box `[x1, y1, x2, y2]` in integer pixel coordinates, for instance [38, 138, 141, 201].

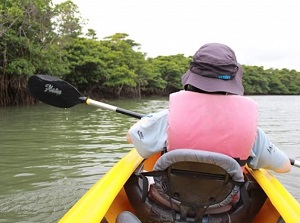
[151, 149, 244, 220]
[125, 149, 260, 222]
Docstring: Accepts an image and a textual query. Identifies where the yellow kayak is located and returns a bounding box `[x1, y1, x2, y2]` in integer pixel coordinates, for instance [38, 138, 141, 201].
[59, 149, 300, 223]
[26, 75, 300, 222]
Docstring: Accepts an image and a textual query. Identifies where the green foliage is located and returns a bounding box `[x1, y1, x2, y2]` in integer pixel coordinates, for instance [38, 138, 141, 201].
[150, 55, 191, 92]
[86, 29, 97, 40]
[243, 66, 300, 95]
[1, 0, 300, 106]
[0, 0, 69, 77]
[242, 66, 270, 94]
[100, 33, 140, 89]
[7, 59, 35, 76]
[52, 0, 84, 39]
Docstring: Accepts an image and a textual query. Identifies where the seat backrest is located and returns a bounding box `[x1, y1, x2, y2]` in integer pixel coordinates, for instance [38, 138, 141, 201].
[152, 149, 244, 219]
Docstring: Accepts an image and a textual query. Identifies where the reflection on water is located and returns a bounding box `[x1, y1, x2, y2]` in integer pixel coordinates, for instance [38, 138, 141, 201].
[0, 96, 299, 222]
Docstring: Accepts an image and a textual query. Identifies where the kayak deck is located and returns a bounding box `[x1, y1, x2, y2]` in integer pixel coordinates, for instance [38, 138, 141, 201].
[59, 149, 300, 223]
[248, 167, 300, 222]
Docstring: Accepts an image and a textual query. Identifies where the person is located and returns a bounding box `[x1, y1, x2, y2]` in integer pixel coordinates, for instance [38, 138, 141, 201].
[127, 42, 291, 173]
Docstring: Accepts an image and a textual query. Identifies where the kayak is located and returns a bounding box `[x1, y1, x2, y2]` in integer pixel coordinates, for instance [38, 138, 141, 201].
[27, 75, 300, 223]
[59, 149, 300, 223]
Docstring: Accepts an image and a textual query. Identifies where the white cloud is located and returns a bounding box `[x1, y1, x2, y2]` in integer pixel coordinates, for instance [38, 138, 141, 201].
[53, 0, 300, 71]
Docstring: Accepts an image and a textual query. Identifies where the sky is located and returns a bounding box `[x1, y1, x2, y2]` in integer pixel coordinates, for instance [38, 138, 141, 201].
[53, 0, 300, 71]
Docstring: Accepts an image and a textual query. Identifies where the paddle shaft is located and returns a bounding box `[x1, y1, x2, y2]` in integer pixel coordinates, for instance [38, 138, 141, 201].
[86, 98, 143, 119]
[290, 158, 300, 168]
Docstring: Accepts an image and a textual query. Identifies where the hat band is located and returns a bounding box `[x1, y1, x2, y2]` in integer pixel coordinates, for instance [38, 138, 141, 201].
[190, 62, 238, 80]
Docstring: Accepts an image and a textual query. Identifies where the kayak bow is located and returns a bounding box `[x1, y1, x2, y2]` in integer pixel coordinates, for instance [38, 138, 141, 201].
[59, 149, 300, 223]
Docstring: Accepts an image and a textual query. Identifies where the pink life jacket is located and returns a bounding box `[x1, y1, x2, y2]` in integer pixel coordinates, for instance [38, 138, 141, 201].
[167, 91, 258, 165]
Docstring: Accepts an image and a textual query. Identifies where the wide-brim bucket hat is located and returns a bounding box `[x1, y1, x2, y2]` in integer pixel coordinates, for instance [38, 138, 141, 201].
[182, 43, 244, 95]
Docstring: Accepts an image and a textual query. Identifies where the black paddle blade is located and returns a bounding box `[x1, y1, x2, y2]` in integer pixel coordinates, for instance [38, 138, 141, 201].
[28, 74, 86, 108]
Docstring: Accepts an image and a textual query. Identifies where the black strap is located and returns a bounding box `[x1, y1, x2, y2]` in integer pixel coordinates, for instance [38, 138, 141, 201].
[239, 181, 250, 210]
[140, 169, 244, 186]
[135, 170, 166, 202]
[234, 157, 248, 166]
[137, 174, 149, 202]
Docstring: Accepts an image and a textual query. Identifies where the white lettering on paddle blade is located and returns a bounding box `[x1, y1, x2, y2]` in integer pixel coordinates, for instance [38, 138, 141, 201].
[44, 84, 62, 95]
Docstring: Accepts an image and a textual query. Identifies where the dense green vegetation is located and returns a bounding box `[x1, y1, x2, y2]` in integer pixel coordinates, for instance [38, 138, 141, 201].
[1, 0, 300, 107]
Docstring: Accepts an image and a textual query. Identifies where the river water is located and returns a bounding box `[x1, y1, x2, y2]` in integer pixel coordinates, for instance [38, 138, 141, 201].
[0, 96, 299, 223]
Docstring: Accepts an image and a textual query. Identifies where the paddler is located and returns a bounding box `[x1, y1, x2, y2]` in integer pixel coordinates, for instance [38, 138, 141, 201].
[127, 43, 291, 173]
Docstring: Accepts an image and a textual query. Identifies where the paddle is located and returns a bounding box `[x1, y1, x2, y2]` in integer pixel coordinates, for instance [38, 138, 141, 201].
[289, 159, 300, 168]
[28, 74, 300, 168]
[28, 74, 143, 119]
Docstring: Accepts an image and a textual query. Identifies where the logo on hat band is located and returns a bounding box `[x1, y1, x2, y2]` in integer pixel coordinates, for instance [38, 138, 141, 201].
[217, 75, 232, 80]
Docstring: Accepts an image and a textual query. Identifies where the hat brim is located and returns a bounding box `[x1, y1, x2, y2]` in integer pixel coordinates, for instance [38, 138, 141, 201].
[182, 64, 244, 95]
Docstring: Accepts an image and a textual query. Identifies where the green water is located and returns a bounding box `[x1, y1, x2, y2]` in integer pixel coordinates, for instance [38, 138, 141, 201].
[0, 98, 168, 222]
[0, 96, 299, 222]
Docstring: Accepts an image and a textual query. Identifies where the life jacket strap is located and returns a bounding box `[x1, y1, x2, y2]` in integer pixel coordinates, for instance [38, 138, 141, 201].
[233, 157, 249, 166]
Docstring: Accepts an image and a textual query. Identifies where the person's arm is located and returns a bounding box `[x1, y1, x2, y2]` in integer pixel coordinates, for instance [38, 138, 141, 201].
[248, 127, 291, 173]
[127, 119, 147, 144]
[127, 109, 168, 158]
[272, 159, 291, 173]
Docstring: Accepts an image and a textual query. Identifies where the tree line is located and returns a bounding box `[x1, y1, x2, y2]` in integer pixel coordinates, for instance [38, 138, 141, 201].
[1, 0, 300, 107]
